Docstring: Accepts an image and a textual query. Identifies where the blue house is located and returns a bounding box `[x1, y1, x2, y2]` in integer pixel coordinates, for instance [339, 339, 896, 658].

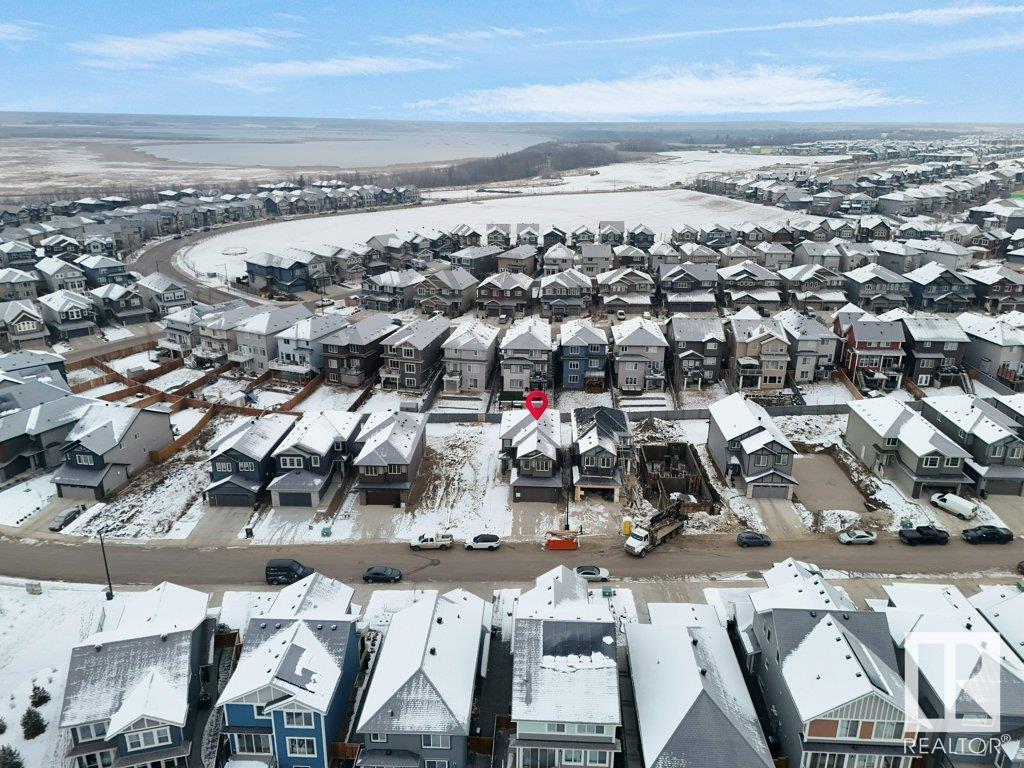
[268, 410, 363, 507]
[558, 317, 609, 392]
[218, 574, 360, 768]
[59, 582, 214, 768]
[205, 414, 295, 507]
[245, 249, 331, 295]
[75, 253, 131, 287]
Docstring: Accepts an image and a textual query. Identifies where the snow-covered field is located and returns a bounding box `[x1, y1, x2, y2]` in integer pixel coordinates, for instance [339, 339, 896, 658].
[147, 366, 205, 392]
[79, 381, 125, 398]
[0, 473, 55, 527]
[776, 413, 848, 448]
[100, 326, 135, 342]
[359, 387, 425, 413]
[800, 381, 854, 406]
[105, 351, 160, 376]
[675, 381, 729, 411]
[633, 416, 709, 446]
[556, 390, 613, 411]
[180, 188, 787, 282]
[171, 407, 208, 435]
[292, 384, 361, 412]
[0, 579, 109, 767]
[66, 366, 102, 386]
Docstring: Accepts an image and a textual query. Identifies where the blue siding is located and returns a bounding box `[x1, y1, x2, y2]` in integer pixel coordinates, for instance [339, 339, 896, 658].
[273, 711, 326, 768]
[224, 703, 271, 728]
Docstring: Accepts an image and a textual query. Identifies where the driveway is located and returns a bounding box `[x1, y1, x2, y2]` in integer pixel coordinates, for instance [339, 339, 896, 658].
[792, 454, 867, 513]
[749, 498, 814, 540]
[983, 495, 1024, 535]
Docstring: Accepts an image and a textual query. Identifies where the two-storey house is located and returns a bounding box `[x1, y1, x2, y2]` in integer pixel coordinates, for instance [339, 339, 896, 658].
[578, 243, 614, 277]
[538, 268, 593, 320]
[60, 583, 213, 768]
[486, 223, 512, 247]
[361, 269, 426, 312]
[541, 243, 576, 275]
[496, 244, 538, 275]
[205, 414, 296, 507]
[610, 316, 668, 393]
[726, 308, 790, 390]
[595, 267, 655, 316]
[193, 304, 266, 365]
[448, 244, 501, 279]
[75, 254, 130, 287]
[321, 313, 401, 387]
[136, 272, 192, 317]
[0, 240, 38, 271]
[267, 410, 362, 507]
[476, 271, 531, 318]
[36, 255, 87, 293]
[845, 397, 970, 498]
[498, 409, 562, 502]
[271, 314, 351, 381]
[245, 248, 331, 294]
[777, 263, 847, 311]
[898, 314, 970, 388]
[54, 402, 174, 500]
[217, 575, 360, 768]
[843, 263, 911, 312]
[416, 266, 478, 317]
[0, 299, 47, 351]
[921, 394, 1024, 495]
[570, 406, 634, 502]
[356, 590, 487, 768]
[659, 262, 718, 313]
[158, 301, 244, 359]
[717, 260, 783, 311]
[351, 411, 426, 505]
[38, 289, 99, 340]
[441, 320, 498, 394]
[379, 314, 451, 391]
[500, 316, 555, 399]
[957, 312, 1024, 387]
[0, 267, 40, 301]
[666, 314, 726, 388]
[960, 264, 1024, 313]
[775, 308, 839, 384]
[231, 304, 313, 376]
[841, 317, 907, 392]
[752, 241, 794, 271]
[558, 318, 609, 392]
[88, 283, 152, 325]
[903, 261, 976, 313]
[792, 241, 841, 271]
[708, 392, 797, 498]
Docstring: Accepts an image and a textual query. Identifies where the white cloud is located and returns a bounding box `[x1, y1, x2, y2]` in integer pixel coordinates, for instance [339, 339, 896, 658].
[552, 4, 1024, 45]
[207, 56, 452, 91]
[0, 21, 40, 42]
[411, 66, 913, 119]
[378, 26, 549, 46]
[71, 27, 291, 68]
[820, 29, 1024, 61]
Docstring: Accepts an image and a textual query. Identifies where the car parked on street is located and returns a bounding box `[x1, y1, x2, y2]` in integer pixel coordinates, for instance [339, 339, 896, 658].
[930, 492, 979, 520]
[362, 565, 402, 583]
[265, 558, 314, 585]
[837, 529, 877, 545]
[898, 525, 950, 546]
[574, 565, 610, 582]
[465, 533, 501, 550]
[48, 504, 86, 531]
[736, 531, 772, 548]
[962, 526, 1014, 545]
[410, 532, 453, 550]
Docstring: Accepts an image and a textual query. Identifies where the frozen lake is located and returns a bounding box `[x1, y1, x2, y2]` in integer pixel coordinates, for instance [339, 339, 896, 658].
[180, 187, 786, 282]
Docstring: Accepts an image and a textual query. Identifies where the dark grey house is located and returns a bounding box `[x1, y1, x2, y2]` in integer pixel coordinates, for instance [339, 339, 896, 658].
[659, 262, 718, 313]
[352, 411, 426, 505]
[903, 261, 976, 313]
[569, 406, 634, 503]
[707, 392, 797, 499]
[379, 314, 451, 391]
[665, 314, 726, 387]
[498, 409, 562, 502]
[205, 414, 296, 507]
[267, 410, 363, 507]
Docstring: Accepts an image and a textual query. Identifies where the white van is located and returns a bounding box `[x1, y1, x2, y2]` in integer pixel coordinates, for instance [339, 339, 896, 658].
[930, 492, 979, 520]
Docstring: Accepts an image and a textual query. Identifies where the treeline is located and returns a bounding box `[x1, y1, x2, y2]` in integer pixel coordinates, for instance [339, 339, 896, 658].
[615, 138, 672, 152]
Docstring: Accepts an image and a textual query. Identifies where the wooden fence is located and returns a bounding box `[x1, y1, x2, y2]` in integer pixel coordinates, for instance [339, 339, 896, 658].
[280, 373, 324, 411]
[148, 404, 220, 463]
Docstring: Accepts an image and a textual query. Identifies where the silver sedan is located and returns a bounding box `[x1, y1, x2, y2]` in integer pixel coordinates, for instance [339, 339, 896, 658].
[837, 529, 878, 545]
[574, 565, 611, 582]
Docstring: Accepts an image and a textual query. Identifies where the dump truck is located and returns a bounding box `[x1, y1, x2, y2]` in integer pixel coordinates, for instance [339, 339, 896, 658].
[624, 507, 685, 557]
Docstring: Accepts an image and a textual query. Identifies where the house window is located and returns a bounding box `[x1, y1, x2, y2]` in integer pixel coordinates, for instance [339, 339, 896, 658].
[311, 456, 320, 467]
[599, 457, 613, 468]
[215, 461, 232, 473]
[577, 725, 606, 735]
[76, 454, 94, 466]
[586, 752, 609, 766]
[125, 727, 171, 752]
[362, 466, 382, 476]
[546, 723, 566, 733]
[76, 722, 107, 742]
[568, 361, 581, 370]
[281, 456, 303, 469]
[873, 721, 902, 740]
[1010, 446, 1023, 460]
[402, 348, 415, 358]
[836, 720, 860, 738]
[235, 737, 272, 753]
[387, 464, 403, 474]
[422, 734, 451, 749]
[76, 751, 114, 768]
[755, 454, 769, 467]
[944, 457, 959, 468]
[563, 751, 584, 765]
[991, 445, 1005, 458]
[425, 761, 448, 768]
[777, 454, 788, 466]
[284, 711, 314, 728]
[706, 341, 718, 350]
[239, 461, 256, 472]
[14, 320, 35, 332]
[922, 456, 940, 468]
[369, 734, 387, 743]
[286, 737, 316, 757]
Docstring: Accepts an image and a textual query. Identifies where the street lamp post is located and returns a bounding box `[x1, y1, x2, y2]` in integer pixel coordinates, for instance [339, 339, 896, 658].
[98, 531, 114, 601]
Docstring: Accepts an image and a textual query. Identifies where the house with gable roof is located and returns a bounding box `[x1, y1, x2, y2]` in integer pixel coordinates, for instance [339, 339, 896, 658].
[352, 411, 426, 505]
[717, 260, 783, 311]
[726, 307, 789, 391]
[665, 314, 726, 387]
[205, 414, 296, 507]
[321, 313, 401, 387]
[416, 265, 478, 318]
[957, 312, 1024, 386]
[777, 263, 847, 311]
[268, 410, 363, 507]
[558, 318, 608, 391]
[442, 320, 499, 394]
[88, 283, 152, 326]
[362, 269, 426, 312]
[595, 267, 655, 316]
[903, 261, 976, 313]
[231, 303, 313, 376]
[610, 316, 668, 393]
[708, 392, 797, 499]
[136, 272, 192, 317]
[500, 316, 555, 398]
[659, 261, 719, 313]
[539, 268, 593, 320]
[379, 314, 451, 391]
[0, 299, 46, 351]
[960, 264, 1024, 313]
[840, 316, 906, 393]
[356, 589, 488, 768]
[60, 582, 214, 768]
[38, 289, 99, 340]
[0, 267, 40, 301]
[541, 243, 575, 275]
[218, 574, 359, 768]
[499, 409, 562, 502]
[476, 271, 532, 318]
[570, 406, 634, 502]
[775, 308, 839, 383]
[843, 263, 911, 313]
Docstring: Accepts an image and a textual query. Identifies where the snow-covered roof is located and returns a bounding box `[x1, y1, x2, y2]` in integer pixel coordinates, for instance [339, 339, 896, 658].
[626, 622, 773, 768]
[899, 315, 969, 343]
[64, 402, 145, 455]
[353, 411, 426, 466]
[903, 261, 971, 286]
[844, 262, 909, 284]
[442, 320, 500, 352]
[321, 313, 399, 347]
[273, 410, 362, 457]
[774, 308, 837, 342]
[970, 585, 1024, 665]
[136, 271, 186, 292]
[501, 316, 553, 351]
[717, 260, 777, 282]
[666, 314, 726, 344]
[382, 314, 450, 350]
[610, 316, 668, 347]
[922, 395, 1017, 446]
[956, 312, 1024, 347]
[233, 304, 312, 336]
[848, 397, 969, 459]
[540, 267, 591, 290]
[38, 289, 94, 313]
[709, 393, 794, 454]
[960, 264, 1024, 286]
[478, 271, 533, 291]
[558, 317, 608, 348]
[209, 414, 295, 461]
[357, 589, 486, 735]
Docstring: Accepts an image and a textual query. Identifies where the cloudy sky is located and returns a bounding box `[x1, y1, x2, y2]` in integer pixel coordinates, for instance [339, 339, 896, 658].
[3, 0, 1023, 121]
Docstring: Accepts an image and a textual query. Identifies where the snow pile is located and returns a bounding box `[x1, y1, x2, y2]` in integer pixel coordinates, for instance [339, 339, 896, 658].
[292, 384, 360, 412]
[695, 444, 766, 532]
[793, 501, 861, 533]
[66, 366, 102, 385]
[100, 326, 135, 342]
[776, 413, 848, 448]
[147, 367, 205, 392]
[105, 351, 160, 375]
[541, 651, 617, 672]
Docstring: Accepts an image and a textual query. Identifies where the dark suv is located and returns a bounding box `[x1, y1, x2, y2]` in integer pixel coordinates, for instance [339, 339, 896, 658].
[962, 526, 1014, 544]
[265, 559, 314, 585]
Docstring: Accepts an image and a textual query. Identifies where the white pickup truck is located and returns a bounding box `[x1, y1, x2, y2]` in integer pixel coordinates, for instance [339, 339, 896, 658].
[410, 532, 454, 550]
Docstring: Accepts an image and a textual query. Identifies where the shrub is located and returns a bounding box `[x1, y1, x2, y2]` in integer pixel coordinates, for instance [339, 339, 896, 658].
[0, 716, 6, 734]
[20, 707, 45, 740]
[0, 745, 24, 768]
[28, 685, 49, 708]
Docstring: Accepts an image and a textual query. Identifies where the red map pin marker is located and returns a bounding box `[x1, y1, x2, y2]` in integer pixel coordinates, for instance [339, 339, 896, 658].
[524, 390, 549, 421]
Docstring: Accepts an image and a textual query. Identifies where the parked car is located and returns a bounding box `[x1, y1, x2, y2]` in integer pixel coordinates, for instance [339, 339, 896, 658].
[898, 525, 950, 546]
[930, 492, 979, 520]
[615, 310, 627, 321]
[316, 297, 333, 308]
[736, 531, 772, 548]
[574, 565, 610, 582]
[265, 558, 314, 585]
[48, 504, 86, 531]
[837, 529, 877, 545]
[465, 533, 501, 551]
[962, 526, 1014, 545]
[362, 565, 402, 583]
[410, 532, 453, 550]
[498, 314, 509, 324]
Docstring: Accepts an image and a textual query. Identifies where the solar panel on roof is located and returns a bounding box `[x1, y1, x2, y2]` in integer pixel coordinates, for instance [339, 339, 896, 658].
[542, 620, 615, 659]
[276, 643, 316, 691]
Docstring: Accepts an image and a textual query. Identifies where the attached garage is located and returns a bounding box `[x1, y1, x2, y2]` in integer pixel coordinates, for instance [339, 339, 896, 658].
[364, 489, 401, 506]
[982, 478, 1024, 496]
[56, 483, 103, 501]
[207, 491, 254, 508]
[749, 483, 792, 500]
[277, 491, 313, 507]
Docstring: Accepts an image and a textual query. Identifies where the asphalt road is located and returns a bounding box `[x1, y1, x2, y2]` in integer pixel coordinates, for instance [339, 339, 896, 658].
[3, 534, 1020, 588]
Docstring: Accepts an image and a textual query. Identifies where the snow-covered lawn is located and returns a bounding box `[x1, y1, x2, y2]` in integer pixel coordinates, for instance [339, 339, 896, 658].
[52, 341, 71, 354]
[249, 388, 294, 409]
[0, 579, 109, 768]
[675, 381, 728, 411]
[292, 384, 361, 412]
[79, 381, 126, 398]
[633, 417, 709, 446]
[555, 390, 613, 411]
[800, 380, 854, 405]
[171, 408, 208, 435]
[147, 366, 205, 392]
[0, 473, 56, 527]
[359, 387, 425, 413]
[775, 413, 848, 449]
[972, 379, 1002, 398]
[105, 351, 160, 376]
[66, 366, 102, 386]
[199, 375, 250, 403]
[618, 391, 673, 414]
[100, 326, 135, 342]
[180, 188, 790, 282]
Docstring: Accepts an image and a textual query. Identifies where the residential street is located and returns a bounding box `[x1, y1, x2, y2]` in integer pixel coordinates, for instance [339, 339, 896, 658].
[1, 533, 1019, 588]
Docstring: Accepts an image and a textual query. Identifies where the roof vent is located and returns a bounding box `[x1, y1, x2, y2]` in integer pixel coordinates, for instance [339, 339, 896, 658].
[317, 624, 323, 630]
[809, 611, 816, 617]
[842, 613, 850, 620]
[966, 622, 973, 630]
[692, 638, 698, 646]
[331, 624, 337, 631]
[700, 668, 707, 676]
[275, 623, 282, 629]
[429, 647, 436, 655]
[94, 644, 102, 652]
[260, 622, 267, 629]
[437, 616, 443, 624]
[160, 633, 168, 641]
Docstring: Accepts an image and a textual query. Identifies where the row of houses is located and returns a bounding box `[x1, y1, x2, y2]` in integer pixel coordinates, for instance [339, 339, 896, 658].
[57, 562, 1024, 768]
